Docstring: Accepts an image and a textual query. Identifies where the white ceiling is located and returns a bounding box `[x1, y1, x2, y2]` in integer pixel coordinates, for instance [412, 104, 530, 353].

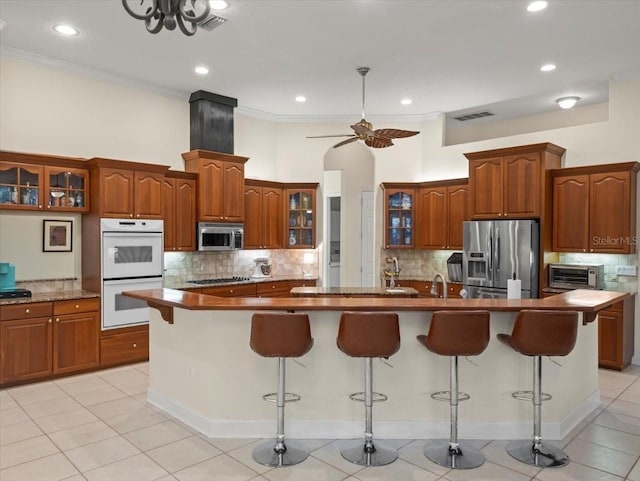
[0, 0, 639, 124]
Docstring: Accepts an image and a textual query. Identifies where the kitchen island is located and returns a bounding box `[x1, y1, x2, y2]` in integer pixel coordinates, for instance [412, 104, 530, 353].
[123, 288, 627, 441]
[290, 286, 419, 297]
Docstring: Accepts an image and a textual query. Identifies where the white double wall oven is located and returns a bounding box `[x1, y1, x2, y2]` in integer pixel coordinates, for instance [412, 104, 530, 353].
[100, 218, 163, 330]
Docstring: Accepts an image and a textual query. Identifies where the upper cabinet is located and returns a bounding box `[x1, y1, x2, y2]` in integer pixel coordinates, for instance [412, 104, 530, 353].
[163, 171, 197, 252]
[465, 143, 564, 219]
[381, 184, 415, 249]
[0, 151, 90, 212]
[182, 149, 249, 222]
[86, 158, 169, 219]
[415, 179, 469, 250]
[286, 184, 318, 248]
[244, 179, 283, 249]
[552, 162, 639, 254]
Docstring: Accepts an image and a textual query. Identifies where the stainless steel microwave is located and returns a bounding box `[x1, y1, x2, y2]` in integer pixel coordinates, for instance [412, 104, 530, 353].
[198, 223, 243, 251]
[549, 263, 604, 290]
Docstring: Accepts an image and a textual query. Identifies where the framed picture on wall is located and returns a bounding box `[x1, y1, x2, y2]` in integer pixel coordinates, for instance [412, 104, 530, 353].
[43, 220, 72, 252]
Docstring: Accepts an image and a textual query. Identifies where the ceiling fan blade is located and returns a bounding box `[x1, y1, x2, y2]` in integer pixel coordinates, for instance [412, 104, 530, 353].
[351, 123, 374, 137]
[373, 128, 420, 139]
[365, 137, 394, 148]
[306, 134, 355, 138]
[333, 137, 360, 148]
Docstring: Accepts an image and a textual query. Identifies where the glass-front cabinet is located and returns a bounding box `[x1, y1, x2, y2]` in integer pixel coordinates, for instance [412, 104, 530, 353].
[286, 187, 316, 248]
[45, 167, 89, 212]
[0, 162, 44, 210]
[382, 185, 415, 248]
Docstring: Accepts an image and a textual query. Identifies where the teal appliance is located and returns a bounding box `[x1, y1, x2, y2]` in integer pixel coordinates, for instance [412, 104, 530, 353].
[0, 262, 31, 299]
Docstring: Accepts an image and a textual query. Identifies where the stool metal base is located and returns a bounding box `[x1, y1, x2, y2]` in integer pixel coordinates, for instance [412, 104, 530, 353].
[252, 439, 309, 467]
[506, 440, 569, 468]
[340, 439, 398, 467]
[424, 440, 485, 469]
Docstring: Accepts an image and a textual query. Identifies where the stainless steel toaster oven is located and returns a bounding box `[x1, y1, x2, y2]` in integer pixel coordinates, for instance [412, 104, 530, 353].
[548, 263, 604, 290]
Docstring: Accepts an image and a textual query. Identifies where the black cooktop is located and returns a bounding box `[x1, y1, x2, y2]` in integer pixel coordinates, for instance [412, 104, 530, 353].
[187, 276, 250, 285]
[0, 288, 32, 299]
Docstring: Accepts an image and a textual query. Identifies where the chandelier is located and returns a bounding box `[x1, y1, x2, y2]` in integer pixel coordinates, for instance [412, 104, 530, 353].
[122, 0, 210, 36]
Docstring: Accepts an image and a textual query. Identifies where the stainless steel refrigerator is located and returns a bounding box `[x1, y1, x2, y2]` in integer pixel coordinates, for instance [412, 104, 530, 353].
[462, 220, 539, 299]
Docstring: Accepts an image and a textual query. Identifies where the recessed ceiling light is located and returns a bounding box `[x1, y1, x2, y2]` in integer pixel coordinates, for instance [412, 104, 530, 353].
[194, 65, 209, 75]
[400, 98, 412, 106]
[527, 1, 548, 12]
[540, 63, 556, 72]
[53, 24, 79, 36]
[556, 96, 580, 109]
[295, 95, 307, 103]
[0, 19, 6, 31]
[209, 0, 229, 10]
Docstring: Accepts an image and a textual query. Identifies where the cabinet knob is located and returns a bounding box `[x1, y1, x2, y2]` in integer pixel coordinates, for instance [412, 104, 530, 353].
[56, 318, 60, 322]
[25, 308, 30, 314]
[583, 249, 587, 252]
[48, 319, 52, 323]
[129, 214, 133, 218]
[75, 304, 79, 309]
[133, 343, 137, 348]
[230, 289, 234, 293]
[498, 213, 502, 217]
[590, 249, 594, 252]
[504, 213, 508, 216]
[47, 205, 51, 209]
[272, 285, 276, 289]
[442, 246, 445, 249]
[136, 214, 140, 218]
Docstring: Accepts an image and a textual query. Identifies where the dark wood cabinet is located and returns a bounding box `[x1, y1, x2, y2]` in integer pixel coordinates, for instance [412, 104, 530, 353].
[163, 172, 197, 251]
[285, 185, 318, 248]
[100, 325, 149, 368]
[202, 283, 258, 297]
[381, 185, 415, 248]
[87, 158, 169, 219]
[598, 297, 635, 370]
[45, 166, 90, 212]
[416, 179, 469, 250]
[53, 299, 100, 375]
[183, 149, 249, 222]
[552, 163, 639, 253]
[244, 180, 283, 249]
[465, 143, 564, 219]
[0, 316, 52, 385]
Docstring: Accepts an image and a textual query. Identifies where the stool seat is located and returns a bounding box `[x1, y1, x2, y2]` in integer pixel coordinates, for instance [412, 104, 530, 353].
[417, 310, 490, 470]
[337, 311, 400, 467]
[499, 310, 579, 469]
[249, 313, 313, 468]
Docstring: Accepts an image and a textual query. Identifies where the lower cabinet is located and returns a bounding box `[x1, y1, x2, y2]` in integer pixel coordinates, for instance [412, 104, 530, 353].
[100, 325, 149, 368]
[198, 280, 317, 298]
[0, 298, 100, 386]
[202, 283, 258, 297]
[598, 297, 635, 371]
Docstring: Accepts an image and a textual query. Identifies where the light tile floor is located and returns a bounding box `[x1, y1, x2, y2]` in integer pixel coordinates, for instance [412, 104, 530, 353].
[1, 363, 640, 481]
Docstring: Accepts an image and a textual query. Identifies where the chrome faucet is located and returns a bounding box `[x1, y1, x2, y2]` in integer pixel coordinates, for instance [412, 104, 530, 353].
[385, 257, 401, 288]
[431, 272, 448, 299]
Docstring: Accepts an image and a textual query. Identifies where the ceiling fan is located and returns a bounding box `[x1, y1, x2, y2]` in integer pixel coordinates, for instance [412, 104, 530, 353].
[307, 67, 419, 149]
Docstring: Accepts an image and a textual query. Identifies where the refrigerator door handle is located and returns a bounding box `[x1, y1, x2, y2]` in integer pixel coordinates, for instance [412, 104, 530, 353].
[487, 232, 492, 281]
[496, 233, 500, 275]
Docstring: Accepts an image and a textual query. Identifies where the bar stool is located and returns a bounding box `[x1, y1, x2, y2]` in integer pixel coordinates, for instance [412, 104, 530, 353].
[250, 312, 314, 467]
[337, 311, 400, 467]
[497, 310, 578, 468]
[417, 310, 490, 469]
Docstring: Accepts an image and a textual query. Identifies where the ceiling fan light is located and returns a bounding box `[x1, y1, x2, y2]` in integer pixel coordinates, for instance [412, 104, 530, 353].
[556, 96, 580, 109]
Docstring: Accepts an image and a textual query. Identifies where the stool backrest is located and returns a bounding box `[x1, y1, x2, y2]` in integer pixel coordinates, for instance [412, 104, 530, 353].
[250, 313, 313, 357]
[337, 312, 400, 358]
[510, 310, 578, 356]
[425, 310, 490, 356]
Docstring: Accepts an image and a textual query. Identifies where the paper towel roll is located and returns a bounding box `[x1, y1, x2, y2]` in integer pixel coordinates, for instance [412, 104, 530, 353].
[507, 279, 522, 299]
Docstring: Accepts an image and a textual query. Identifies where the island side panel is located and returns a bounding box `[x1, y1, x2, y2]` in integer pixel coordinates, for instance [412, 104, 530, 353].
[146, 308, 599, 440]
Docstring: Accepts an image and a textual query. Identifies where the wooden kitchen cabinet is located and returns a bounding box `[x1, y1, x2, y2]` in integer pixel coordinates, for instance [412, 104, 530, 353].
[163, 172, 197, 252]
[244, 179, 283, 249]
[87, 158, 169, 219]
[0, 161, 44, 210]
[183, 149, 249, 222]
[0, 314, 53, 385]
[286, 184, 318, 248]
[45, 166, 89, 212]
[381, 184, 415, 248]
[53, 299, 100, 375]
[202, 283, 257, 297]
[552, 162, 639, 253]
[598, 297, 635, 370]
[465, 143, 564, 219]
[415, 179, 469, 249]
[100, 325, 149, 368]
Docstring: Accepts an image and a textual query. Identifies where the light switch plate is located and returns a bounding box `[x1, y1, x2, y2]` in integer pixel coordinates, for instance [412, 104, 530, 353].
[615, 265, 637, 276]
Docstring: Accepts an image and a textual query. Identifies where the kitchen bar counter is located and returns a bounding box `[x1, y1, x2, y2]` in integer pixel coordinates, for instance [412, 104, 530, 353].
[290, 286, 419, 297]
[124, 288, 623, 441]
[0, 289, 100, 306]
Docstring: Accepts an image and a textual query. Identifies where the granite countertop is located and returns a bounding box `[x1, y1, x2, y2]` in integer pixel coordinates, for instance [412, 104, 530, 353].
[165, 276, 318, 290]
[0, 290, 100, 306]
[291, 286, 419, 297]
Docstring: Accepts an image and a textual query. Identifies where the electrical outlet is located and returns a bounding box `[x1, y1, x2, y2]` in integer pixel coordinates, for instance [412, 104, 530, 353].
[615, 265, 637, 276]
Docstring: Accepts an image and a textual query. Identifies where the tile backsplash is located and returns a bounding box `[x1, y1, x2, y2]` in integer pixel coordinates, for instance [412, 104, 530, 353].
[558, 253, 638, 293]
[16, 278, 82, 293]
[164, 249, 318, 285]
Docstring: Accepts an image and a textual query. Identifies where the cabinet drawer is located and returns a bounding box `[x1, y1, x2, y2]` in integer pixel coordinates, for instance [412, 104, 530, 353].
[54, 298, 100, 315]
[289, 280, 316, 289]
[256, 281, 290, 296]
[202, 283, 257, 297]
[100, 329, 149, 367]
[0, 302, 52, 321]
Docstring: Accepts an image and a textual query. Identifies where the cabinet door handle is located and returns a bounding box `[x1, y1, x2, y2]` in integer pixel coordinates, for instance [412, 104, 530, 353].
[48, 319, 52, 323]
[75, 304, 79, 309]
[129, 214, 133, 218]
[25, 308, 30, 314]
[133, 343, 137, 348]
[504, 213, 508, 216]
[56, 318, 60, 322]
[498, 213, 502, 217]
[229, 289, 234, 293]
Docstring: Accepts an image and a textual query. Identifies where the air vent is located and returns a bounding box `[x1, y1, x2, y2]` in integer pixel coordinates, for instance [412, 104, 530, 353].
[453, 111, 495, 122]
[198, 14, 226, 31]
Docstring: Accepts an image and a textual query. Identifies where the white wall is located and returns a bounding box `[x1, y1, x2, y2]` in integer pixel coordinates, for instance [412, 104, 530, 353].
[1, 54, 639, 363]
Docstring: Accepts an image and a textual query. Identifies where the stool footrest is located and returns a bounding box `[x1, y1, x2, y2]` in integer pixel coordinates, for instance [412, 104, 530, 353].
[431, 390, 470, 402]
[349, 391, 388, 403]
[262, 392, 301, 403]
[511, 390, 552, 402]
